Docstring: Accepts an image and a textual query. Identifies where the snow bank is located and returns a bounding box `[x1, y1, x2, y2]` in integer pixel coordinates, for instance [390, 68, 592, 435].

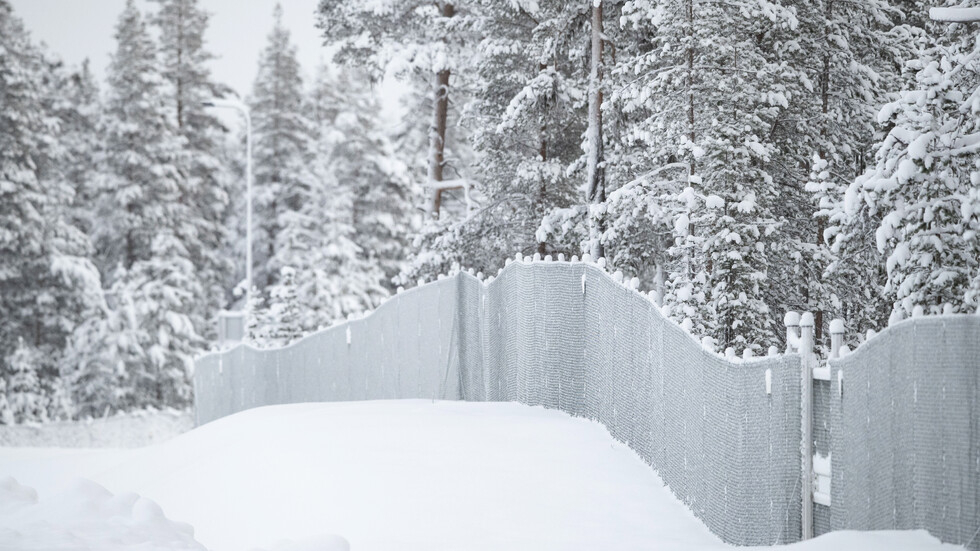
[0, 402, 962, 551]
[0, 408, 192, 448]
[0, 476, 205, 550]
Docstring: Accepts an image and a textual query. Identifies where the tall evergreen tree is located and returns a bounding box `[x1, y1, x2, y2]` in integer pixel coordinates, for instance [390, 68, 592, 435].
[309, 64, 416, 288]
[250, 3, 313, 288]
[449, 2, 585, 273]
[838, 16, 980, 318]
[317, 0, 471, 219]
[66, 0, 202, 413]
[1, 0, 103, 421]
[599, 0, 802, 352]
[151, 0, 235, 336]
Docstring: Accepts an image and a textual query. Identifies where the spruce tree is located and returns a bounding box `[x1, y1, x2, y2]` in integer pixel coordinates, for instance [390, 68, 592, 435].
[309, 63, 416, 288]
[151, 0, 235, 337]
[1, 0, 103, 418]
[67, 0, 203, 412]
[250, 3, 313, 288]
[841, 19, 980, 318]
[5, 338, 46, 423]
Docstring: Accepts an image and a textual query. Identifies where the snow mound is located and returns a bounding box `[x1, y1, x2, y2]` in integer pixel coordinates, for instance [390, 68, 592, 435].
[0, 476, 205, 550]
[0, 401, 963, 551]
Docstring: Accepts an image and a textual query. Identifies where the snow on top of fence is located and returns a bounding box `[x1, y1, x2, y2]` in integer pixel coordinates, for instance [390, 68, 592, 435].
[200, 251, 793, 367]
[200, 250, 980, 366]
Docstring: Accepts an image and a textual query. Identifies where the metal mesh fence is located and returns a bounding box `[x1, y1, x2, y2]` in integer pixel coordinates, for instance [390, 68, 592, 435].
[194, 260, 979, 549]
[828, 316, 980, 551]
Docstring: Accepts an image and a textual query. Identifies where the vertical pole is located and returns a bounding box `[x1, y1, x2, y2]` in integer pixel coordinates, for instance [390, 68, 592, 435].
[829, 318, 845, 360]
[586, 1, 605, 260]
[799, 312, 815, 539]
[244, 108, 253, 312]
[785, 311, 801, 354]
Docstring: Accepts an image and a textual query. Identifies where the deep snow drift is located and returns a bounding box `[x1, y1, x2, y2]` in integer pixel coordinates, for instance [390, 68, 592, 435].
[0, 401, 963, 551]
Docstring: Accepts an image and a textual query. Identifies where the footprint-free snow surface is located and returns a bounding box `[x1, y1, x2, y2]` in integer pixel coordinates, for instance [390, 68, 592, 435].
[0, 400, 961, 551]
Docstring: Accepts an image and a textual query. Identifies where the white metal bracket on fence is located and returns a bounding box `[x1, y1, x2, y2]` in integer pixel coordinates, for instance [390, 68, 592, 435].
[813, 452, 832, 506]
[812, 365, 831, 381]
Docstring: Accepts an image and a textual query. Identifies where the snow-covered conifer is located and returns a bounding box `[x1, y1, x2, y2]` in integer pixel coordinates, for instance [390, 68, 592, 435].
[4, 338, 47, 424]
[0, 1, 103, 412]
[842, 23, 980, 317]
[250, 4, 314, 288]
[151, 0, 236, 337]
[309, 64, 416, 288]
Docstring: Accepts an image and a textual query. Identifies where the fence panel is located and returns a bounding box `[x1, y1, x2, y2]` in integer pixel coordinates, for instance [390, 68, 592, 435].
[830, 316, 980, 550]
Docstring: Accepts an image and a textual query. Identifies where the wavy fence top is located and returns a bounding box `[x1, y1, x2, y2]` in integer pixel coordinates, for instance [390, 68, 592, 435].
[198, 254, 789, 365]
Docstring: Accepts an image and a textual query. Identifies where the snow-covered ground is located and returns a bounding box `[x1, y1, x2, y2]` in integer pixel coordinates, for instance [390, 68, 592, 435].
[0, 408, 192, 448]
[0, 401, 962, 551]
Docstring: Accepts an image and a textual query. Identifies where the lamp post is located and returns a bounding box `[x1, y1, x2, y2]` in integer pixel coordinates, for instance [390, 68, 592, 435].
[203, 97, 253, 317]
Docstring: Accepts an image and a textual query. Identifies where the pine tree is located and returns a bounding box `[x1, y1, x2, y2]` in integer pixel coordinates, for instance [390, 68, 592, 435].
[840, 20, 980, 318]
[62, 292, 135, 418]
[768, 0, 912, 344]
[1, 0, 103, 416]
[66, 0, 203, 412]
[309, 63, 416, 288]
[119, 233, 202, 407]
[258, 266, 304, 347]
[317, 0, 476, 219]
[4, 338, 47, 423]
[151, 0, 235, 337]
[250, 3, 313, 288]
[605, 0, 803, 352]
[461, 2, 585, 271]
[50, 59, 103, 236]
[96, 0, 186, 274]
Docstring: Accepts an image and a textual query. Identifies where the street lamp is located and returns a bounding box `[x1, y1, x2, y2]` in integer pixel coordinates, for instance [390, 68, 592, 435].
[203, 97, 253, 322]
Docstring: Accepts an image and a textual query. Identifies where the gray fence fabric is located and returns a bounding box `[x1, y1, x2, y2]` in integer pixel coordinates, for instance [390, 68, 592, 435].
[194, 260, 980, 549]
[828, 316, 980, 551]
[194, 281, 461, 425]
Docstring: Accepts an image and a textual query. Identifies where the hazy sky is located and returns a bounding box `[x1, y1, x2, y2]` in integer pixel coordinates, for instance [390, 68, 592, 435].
[10, 0, 327, 98]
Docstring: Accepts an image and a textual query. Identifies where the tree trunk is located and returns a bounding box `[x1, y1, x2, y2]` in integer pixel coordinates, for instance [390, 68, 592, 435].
[814, 0, 834, 343]
[586, 2, 605, 260]
[429, 2, 456, 219]
[537, 61, 549, 257]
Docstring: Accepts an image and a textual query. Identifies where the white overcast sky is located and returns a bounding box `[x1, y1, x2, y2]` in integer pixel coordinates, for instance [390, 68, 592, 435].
[10, 0, 327, 98]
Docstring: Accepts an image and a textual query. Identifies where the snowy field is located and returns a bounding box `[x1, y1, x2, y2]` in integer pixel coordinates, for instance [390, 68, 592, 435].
[0, 409, 192, 448]
[0, 401, 961, 551]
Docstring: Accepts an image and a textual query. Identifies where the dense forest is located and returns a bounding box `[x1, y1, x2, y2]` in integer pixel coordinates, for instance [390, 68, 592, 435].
[1, 0, 978, 422]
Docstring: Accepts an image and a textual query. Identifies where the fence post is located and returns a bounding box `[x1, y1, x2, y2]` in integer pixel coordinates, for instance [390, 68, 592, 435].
[799, 312, 815, 540]
[785, 311, 801, 354]
[829, 319, 845, 360]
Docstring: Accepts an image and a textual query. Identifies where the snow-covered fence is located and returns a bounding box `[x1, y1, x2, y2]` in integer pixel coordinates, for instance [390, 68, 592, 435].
[194, 280, 461, 426]
[194, 258, 980, 549]
[824, 316, 980, 550]
[196, 259, 802, 546]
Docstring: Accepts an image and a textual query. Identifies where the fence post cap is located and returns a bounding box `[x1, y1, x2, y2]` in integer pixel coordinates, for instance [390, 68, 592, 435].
[784, 311, 801, 326]
[800, 312, 815, 327]
[829, 319, 845, 334]
[767, 345, 779, 357]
